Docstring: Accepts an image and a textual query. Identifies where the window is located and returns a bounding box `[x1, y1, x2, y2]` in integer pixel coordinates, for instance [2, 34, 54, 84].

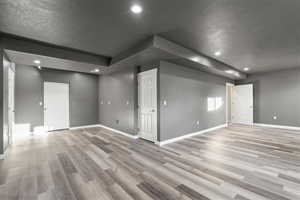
[207, 97, 223, 112]
[207, 97, 216, 111]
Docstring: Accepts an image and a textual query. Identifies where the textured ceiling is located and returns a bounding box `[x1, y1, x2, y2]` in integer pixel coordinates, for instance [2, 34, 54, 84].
[1, 0, 300, 73]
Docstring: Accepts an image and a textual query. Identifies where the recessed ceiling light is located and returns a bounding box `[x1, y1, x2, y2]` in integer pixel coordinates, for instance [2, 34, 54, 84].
[243, 67, 249, 71]
[91, 68, 100, 73]
[225, 70, 240, 77]
[131, 4, 143, 14]
[34, 60, 41, 64]
[225, 70, 234, 74]
[191, 57, 200, 62]
[234, 72, 240, 77]
[214, 51, 221, 56]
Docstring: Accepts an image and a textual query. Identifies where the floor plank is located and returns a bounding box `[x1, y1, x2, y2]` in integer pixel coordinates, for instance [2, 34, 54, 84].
[1, 124, 300, 200]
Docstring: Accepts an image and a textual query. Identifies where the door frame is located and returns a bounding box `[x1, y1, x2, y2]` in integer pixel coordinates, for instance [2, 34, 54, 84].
[8, 63, 15, 145]
[43, 81, 70, 131]
[226, 82, 234, 124]
[137, 68, 158, 142]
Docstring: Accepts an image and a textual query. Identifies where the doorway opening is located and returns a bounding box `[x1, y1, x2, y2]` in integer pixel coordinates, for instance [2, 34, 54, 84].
[226, 83, 254, 125]
[7, 61, 15, 147]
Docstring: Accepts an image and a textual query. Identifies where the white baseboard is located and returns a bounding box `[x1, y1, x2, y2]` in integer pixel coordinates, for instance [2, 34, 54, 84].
[67, 124, 139, 139]
[158, 124, 228, 146]
[33, 126, 48, 134]
[254, 123, 300, 131]
[69, 124, 100, 130]
[98, 124, 139, 139]
[14, 123, 31, 135]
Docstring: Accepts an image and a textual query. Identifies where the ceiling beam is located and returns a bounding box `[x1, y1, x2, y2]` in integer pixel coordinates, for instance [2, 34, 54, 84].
[0, 33, 110, 67]
[1, 33, 247, 79]
[106, 35, 247, 79]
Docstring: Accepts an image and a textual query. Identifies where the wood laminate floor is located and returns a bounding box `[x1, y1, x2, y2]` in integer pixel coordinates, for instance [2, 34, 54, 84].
[1, 124, 300, 200]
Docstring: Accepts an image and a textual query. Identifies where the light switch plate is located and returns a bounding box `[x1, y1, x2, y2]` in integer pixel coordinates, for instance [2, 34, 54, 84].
[163, 100, 167, 106]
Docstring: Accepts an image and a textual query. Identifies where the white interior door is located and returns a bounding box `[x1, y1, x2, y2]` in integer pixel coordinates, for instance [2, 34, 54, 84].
[138, 69, 157, 142]
[232, 84, 253, 124]
[8, 66, 15, 144]
[44, 82, 69, 131]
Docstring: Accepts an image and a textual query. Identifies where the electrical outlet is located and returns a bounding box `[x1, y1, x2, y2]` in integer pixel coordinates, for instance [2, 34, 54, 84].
[126, 101, 130, 105]
[273, 116, 277, 120]
[196, 120, 200, 125]
[107, 101, 111, 105]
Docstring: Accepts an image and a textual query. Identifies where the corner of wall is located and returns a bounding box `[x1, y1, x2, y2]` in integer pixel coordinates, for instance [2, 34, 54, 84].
[0, 42, 4, 154]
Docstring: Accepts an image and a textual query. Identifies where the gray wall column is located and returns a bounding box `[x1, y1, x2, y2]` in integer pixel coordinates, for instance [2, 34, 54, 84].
[159, 61, 231, 141]
[99, 66, 138, 135]
[98, 61, 233, 141]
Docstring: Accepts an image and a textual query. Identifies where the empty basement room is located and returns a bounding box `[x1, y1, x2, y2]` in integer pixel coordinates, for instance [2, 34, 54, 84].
[1, 1, 300, 200]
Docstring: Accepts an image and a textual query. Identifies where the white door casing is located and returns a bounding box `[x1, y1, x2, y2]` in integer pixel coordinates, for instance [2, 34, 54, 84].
[232, 84, 253, 125]
[8, 65, 15, 145]
[138, 68, 157, 142]
[226, 83, 234, 123]
[44, 82, 70, 131]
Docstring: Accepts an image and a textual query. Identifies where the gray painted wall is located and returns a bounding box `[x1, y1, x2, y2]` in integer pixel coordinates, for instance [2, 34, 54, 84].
[41, 68, 99, 127]
[15, 65, 43, 129]
[236, 68, 300, 127]
[159, 61, 230, 141]
[15, 65, 99, 130]
[99, 66, 137, 135]
[98, 61, 231, 141]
